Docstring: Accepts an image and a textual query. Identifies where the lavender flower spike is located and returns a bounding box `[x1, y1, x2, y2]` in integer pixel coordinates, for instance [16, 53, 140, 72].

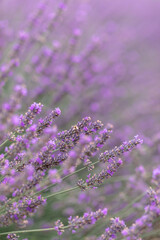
[99, 135, 143, 163]
[67, 208, 108, 233]
[19, 102, 43, 129]
[98, 217, 126, 240]
[7, 233, 19, 240]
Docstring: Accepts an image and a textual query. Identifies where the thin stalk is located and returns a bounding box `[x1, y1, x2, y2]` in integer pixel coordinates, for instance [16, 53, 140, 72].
[114, 192, 145, 218]
[0, 139, 9, 148]
[45, 186, 78, 199]
[0, 225, 69, 236]
[0, 191, 146, 237]
[34, 161, 98, 195]
[34, 157, 130, 196]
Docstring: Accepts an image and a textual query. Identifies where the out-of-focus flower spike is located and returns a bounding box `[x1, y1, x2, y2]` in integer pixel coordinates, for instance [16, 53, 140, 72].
[28, 0, 48, 30]
[7, 233, 20, 240]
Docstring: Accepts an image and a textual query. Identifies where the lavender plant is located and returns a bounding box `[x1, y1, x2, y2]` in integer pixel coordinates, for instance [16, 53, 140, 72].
[0, 0, 160, 239]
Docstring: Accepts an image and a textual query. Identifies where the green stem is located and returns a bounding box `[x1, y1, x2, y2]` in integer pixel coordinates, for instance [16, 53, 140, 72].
[35, 159, 130, 196]
[114, 192, 145, 218]
[44, 173, 134, 200]
[35, 161, 98, 195]
[0, 225, 69, 236]
[0, 191, 146, 237]
[0, 139, 9, 148]
[45, 186, 78, 199]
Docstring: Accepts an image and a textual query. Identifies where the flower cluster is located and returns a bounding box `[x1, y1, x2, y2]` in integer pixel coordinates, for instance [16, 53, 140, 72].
[98, 217, 126, 240]
[122, 169, 160, 240]
[68, 208, 108, 233]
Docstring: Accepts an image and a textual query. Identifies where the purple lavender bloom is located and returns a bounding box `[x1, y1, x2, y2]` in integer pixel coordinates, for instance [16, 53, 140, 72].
[7, 233, 19, 240]
[98, 217, 126, 240]
[19, 102, 43, 128]
[68, 208, 108, 232]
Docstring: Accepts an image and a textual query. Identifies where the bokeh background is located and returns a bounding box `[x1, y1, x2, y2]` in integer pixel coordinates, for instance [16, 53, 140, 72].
[0, 0, 160, 239]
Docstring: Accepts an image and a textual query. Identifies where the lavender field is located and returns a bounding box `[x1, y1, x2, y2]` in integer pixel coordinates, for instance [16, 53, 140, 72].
[0, 1, 160, 239]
